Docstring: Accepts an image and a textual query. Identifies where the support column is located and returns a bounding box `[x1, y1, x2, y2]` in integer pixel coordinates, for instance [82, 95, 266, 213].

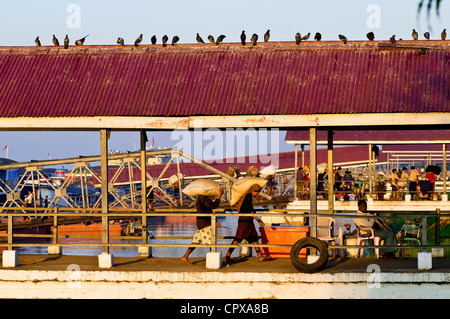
[443, 144, 447, 201]
[99, 129, 113, 268]
[369, 144, 373, 199]
[294, 144, 298, 200]
[139, 130, 150, 257]
[309, 128, 317, 238]
[327, 128, 334, 215]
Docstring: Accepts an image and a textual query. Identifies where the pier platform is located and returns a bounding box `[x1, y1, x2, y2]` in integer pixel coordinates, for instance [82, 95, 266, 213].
[0, 254, 449, 299]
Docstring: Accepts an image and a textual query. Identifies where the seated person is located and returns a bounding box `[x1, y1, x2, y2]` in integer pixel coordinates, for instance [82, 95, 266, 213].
[353, 199, 398, 258]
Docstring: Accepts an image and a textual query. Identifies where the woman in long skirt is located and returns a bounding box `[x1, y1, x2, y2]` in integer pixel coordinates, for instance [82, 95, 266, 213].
[223, 184, 266, 263]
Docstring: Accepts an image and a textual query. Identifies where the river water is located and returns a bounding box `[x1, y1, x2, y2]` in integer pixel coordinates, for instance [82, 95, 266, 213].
[15, 215, 247, 258]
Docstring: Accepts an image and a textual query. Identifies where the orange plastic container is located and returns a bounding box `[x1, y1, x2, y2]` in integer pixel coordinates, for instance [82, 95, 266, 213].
[260, 226, 309, 258]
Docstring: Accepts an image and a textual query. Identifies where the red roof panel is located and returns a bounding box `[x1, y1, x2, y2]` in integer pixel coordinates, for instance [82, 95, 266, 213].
[0, 42, 449, 118]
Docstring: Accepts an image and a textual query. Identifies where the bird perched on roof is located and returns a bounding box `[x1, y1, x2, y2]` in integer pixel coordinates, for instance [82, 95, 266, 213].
[314, 32, 321, 41]
[240, 30, 246, 45]
[162, 35, 168, 47]
[412, 29, 418, 40]
[117, 37, 124, 46]
[216, 34, 226, 45]
[251, 33, 258, 45]
[151, 35, 157, 45]
[301, 33, 310, 41]
[424, 32, 430, 40]
[75, 35, 89, 46]
[414, 48, 427, 56]
[64, 35, 70, 49]
[35, 36, 41, 46]
[295, 32, 301, 44]
[207, 35, 214, 43]
[366, 32, 375, 41]
[338, 34, 347, 44]
[196, 33, 204, 43]
[172, 35, 180, 46]
[390, 35, 396, 44]
[134, 34, 143, 46]
[264, 29, 270, 42]
[53, 35, 60, 46]
[441, 29, 447, 40]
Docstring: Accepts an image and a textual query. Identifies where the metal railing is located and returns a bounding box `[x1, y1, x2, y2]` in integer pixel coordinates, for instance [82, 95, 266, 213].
[1, 207, 450, 255]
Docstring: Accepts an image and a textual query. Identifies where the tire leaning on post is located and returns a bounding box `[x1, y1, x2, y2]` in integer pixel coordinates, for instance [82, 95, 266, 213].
[290, 237, 328, 273]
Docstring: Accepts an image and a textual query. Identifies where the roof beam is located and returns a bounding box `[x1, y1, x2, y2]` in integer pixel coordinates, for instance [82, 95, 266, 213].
[0, 112, 448, 130]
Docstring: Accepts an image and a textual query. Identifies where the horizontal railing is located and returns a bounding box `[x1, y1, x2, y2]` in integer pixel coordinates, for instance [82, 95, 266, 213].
[1, 207, 450, 253]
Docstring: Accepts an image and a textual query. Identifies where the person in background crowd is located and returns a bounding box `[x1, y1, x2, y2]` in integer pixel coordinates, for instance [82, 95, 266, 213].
[390, 169, 400, 200]
[334, 167, 343, 191]
[408, 166, 419, 199]
[397, 167, 409, 200]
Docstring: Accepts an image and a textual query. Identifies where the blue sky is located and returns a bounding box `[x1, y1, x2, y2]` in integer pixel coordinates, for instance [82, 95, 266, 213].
[0, 1, 448, 163]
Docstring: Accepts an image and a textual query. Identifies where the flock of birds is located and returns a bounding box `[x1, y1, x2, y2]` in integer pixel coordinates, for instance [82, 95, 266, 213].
[35, 28, 447, 48]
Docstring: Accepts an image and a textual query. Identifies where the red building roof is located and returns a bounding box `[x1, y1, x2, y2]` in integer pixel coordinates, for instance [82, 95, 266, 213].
[0, 41, 449, 118]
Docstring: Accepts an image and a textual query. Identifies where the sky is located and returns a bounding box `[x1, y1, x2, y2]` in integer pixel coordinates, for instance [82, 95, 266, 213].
[0, 0, 448, 163]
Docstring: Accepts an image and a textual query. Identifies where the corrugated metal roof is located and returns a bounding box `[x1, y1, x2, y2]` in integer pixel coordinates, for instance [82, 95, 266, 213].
[0, 41, 449, 118]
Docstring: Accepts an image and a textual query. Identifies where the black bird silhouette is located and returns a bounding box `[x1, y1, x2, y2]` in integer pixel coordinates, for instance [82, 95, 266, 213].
[366, 32, 375, 41]
[295, 32, 301, 44]
[251, 33, 258, 45]
[35, 36, 41, 46]
[301, 33, 310, 41]
[414, 48, 427, 56]
[151, 35, 157, 45]
[264, 29, 270, 42]
[390, 35, 396, 44]
[196, 33, 204, 43]
[442, 29, 447, 40]
[412, 29, 418, 40]
[172, 35, 180, 46]
[314, 32, 321, 41]
[53, 34, 60, 46]
[75, 34, 89, 46]
[240, 30, 246, 45]
[134, 34, 143, 46]
[162, 35, 168, 47]
[424, 32, 430, 40]
[64, 35, 70, 49]
[216, 34, 226, 45]
[338, 34, 347, 44]
[207, 35, 214, 43]
[117, 37, 124, 46]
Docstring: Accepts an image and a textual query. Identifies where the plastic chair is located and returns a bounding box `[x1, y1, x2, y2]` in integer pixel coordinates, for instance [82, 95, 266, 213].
[355, 225, 380, 258]
[399, 223, 422, 258]
[317, 217, 343, 257]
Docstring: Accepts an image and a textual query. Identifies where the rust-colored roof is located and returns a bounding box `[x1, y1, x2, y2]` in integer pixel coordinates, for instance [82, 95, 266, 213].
[0, 41, 449, 118]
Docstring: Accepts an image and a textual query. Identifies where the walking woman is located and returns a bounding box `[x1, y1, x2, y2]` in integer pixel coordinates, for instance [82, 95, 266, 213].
[181, 187, 224, 265]
[223, 184, 266, 264]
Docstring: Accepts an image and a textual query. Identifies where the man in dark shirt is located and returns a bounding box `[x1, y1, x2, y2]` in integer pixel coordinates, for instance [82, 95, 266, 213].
[181, 187, 224, 265]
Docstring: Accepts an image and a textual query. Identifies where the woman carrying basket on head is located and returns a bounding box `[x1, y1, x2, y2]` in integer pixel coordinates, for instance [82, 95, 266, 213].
[223, 184, 267, 264]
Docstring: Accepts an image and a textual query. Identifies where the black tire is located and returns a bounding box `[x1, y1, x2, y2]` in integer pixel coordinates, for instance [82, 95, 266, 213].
[290, 237, 328, 273]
